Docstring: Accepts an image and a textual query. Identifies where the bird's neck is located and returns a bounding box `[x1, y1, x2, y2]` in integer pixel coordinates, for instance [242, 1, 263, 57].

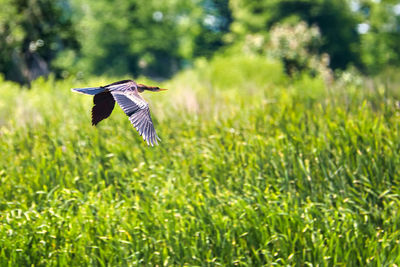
[137, 84, 158, 92]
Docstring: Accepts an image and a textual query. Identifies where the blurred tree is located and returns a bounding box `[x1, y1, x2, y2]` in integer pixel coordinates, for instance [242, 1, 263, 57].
[70, 0, 231, 79]
[70, 0, 179, 78]
[0, 0, 79, 84]
[192, 0, 232, 58]
[229, 0, 362, 70]
[356, 0, 400, 73]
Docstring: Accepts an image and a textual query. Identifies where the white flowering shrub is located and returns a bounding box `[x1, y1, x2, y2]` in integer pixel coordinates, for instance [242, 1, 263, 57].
[267, 21, 333, 82]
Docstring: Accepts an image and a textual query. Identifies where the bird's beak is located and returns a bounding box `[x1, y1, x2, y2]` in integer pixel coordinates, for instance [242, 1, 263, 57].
[158, 88, 168, 91]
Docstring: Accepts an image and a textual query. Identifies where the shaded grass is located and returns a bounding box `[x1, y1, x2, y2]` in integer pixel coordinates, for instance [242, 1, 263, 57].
[0, 56, 399, 265]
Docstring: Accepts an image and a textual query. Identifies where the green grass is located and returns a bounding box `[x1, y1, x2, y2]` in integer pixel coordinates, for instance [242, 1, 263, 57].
[0, 56, 399, 266]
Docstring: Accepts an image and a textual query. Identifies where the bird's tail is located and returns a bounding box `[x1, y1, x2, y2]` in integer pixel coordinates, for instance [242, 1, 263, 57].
[71, 87, 106, 95]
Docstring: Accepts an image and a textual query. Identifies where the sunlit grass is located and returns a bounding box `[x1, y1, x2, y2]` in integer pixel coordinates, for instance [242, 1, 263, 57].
[0, 56, 399, 265]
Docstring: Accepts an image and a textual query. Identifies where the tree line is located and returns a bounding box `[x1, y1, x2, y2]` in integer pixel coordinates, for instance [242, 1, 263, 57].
[0, 0, 399, 84]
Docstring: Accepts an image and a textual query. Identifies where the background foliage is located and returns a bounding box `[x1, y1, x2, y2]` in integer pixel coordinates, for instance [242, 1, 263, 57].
[0, 0, 78, 84]
[0, 0, 399, 83]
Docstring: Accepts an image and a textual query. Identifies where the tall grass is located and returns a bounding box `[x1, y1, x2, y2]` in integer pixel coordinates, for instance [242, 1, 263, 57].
[0, 56, 399, 265]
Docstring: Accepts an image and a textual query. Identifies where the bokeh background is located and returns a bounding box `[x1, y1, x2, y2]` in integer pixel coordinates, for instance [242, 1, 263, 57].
[0, 0, 400, 266]
[1, 0, 399, 84]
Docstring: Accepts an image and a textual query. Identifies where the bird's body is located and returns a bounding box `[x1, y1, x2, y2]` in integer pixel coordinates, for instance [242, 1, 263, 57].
[72, 80, 167, 146]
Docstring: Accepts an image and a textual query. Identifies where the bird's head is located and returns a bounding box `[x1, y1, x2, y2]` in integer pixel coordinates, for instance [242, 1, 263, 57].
[137, 84, 168, 92]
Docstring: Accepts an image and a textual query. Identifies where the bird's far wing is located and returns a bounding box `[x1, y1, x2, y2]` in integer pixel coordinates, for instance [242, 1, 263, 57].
[91, 91, 116, 126]
[111, 91, 160, 146]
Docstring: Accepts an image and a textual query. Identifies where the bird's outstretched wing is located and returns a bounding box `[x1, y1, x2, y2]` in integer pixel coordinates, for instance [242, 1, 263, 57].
[111, 91, 160, 146]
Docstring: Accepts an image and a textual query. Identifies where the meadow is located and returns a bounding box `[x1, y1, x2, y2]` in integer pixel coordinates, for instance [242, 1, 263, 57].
[0, 55, 399, 266]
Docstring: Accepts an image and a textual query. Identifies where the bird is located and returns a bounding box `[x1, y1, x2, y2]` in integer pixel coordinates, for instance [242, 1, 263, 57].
[71, 79, 167, 146]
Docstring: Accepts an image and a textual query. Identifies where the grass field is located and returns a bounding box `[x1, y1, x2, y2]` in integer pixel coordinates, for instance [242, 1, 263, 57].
[0, 56, 399, 266]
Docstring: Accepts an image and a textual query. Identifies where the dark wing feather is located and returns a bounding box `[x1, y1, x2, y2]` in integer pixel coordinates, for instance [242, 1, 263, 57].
[104, 79, 133, 88]
[111, 91, 160, 146]
[91, 91, 116, 126]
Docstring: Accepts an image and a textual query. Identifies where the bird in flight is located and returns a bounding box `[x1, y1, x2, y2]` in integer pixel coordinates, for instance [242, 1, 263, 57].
[72, 80, 167, 146]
